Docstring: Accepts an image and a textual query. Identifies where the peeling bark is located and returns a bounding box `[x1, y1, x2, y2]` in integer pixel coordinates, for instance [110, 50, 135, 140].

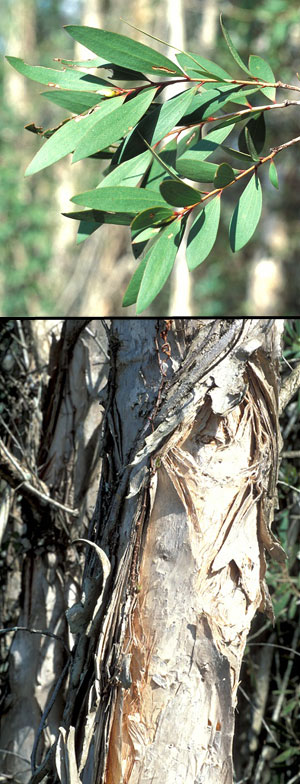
[0, 319, 285, 784]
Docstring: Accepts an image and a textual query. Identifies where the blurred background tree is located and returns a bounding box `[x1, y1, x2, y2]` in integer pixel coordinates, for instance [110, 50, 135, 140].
[1, 0, 300, 315]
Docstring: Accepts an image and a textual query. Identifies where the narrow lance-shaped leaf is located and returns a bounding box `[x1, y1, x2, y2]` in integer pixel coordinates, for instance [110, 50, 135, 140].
[98, 150, 152, 189]
[56, 55, 147, 80]
[244, 128, 260, 161]
[64, 26, 185, 76]
[212, 110, 261, 132]
[41, 90, 107, 114]
[220, 15, 252, 75]
[71, 186, 168, 213]
[229, 171, 262, 252]
[139, 134, 183, 183]
[176, 51, 231, 81]
[72, 87, 157, 162]
[179, 85, 259, 126]
[186, 197, 221, 270]
[25, 95, 125, 175]
[144, 139, 178, 192]
[122, 228, 162, 306]
[136, 217, 185, 313]
[144, 85, 198, 148]
[77, 221, 100, 244]
[122, 256, 149, 306]
[269, 160, 279, 189]
[177, 123, 235, 160]
[221, 145, 253, 163]
[248, 54, 276, 101]
[115, 86, 197, 163]
[119, 18, 231, 84]
[238, 113, 266, 156]
[5, 55, 114, 91]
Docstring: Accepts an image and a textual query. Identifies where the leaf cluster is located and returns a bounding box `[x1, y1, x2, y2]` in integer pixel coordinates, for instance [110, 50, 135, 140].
[6, 16, 287, 312]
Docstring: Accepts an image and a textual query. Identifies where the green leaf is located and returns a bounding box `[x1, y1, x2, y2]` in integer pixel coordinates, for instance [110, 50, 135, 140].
[176, 158, 221, 182]
[269, 160, 279, 189]
[140, 135, 182, 183]
[131, 206, 175, 231]
[136, 218, 185, 312]
[229, 172, 262, 252]
[176, 52, 231, 81]
[63, 209, 132, 243]
[177, 123, 235, 161]
[221, 145, 252, 162]
[5, 55, 113, 91]
[25, 95, 125, 175]
[63, 209, 132, 225]
[273, 748, 300, 764]
[248, 54, 276, 101]
[160, 179, 203, 206]
[122, 256, 148, 306]
[180, 87, 256, 125]
[144, 140, 178, 191]
[72, 87, 157, 162]
[55, 56, 106, 67]
[214, 162, 235, 187]
[64, 26, 185, 76]
[147, 86, 197, 145]
[211, 111, 260, 132]
[238, 113, 266, 156]
[201, 83, 259, 106]
[187, 197, 221, 269]
[176, 128, 201, 158]
[98, 150, 152, 188]
[77, 220, 100, 243]
[71, 186, 168, 213]
[220, 15, 251, 75]
[41, 90, 104, 114]
[131, 227, 159, 245]
[115, 86, 197, 162]
[244, 127, 260, 161]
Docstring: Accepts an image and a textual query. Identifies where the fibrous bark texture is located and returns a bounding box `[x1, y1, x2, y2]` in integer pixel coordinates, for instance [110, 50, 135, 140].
[103, 319, 285, 784]
[0, 319, 285, 784]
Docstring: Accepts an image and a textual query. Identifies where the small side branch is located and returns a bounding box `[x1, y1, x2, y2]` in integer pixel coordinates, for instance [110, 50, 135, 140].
[279, 362, 300, 413]
[0, 438, 79, 517]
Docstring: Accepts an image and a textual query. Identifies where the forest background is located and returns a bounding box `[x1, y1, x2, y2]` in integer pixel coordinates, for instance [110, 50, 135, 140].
[1, 0, 300, 316]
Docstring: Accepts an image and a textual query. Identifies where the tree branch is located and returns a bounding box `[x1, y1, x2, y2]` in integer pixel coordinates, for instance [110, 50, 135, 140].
[0, 438, 79, 517]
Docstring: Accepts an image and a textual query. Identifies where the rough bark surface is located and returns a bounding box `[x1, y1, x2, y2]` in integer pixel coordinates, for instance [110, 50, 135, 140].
[0, 319, 285, 784]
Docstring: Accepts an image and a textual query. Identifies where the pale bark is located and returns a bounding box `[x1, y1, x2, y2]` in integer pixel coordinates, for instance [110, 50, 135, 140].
[0, 319, 285, 784]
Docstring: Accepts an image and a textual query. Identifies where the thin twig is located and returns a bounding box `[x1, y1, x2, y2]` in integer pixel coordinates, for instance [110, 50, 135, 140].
[281, 451, 300, 458]
[31, 659, 70, 774]
[0, 626, 69, 655]
[278, 480, 300, 494]
[279, 361, 300, 412]
[247, 642, 300, 658]
[0, 437, 79, 517]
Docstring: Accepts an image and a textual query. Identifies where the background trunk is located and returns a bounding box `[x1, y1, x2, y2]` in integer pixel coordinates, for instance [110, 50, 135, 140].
[0, 318, 285, 784]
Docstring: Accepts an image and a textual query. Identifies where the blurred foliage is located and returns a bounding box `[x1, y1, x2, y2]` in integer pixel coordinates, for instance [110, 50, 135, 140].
[0, 0, 81, 315]
[0, 102, 55, 314]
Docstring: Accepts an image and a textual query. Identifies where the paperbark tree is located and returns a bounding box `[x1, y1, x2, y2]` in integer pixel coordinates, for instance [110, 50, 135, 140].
[0, 318, 287, 784]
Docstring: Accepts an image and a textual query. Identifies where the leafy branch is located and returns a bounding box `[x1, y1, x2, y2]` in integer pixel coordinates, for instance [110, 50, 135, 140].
[6, 15, 300, 312]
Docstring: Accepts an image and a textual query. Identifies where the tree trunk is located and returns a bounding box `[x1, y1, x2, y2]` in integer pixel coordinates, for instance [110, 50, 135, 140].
[0, 318, 285, 784]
